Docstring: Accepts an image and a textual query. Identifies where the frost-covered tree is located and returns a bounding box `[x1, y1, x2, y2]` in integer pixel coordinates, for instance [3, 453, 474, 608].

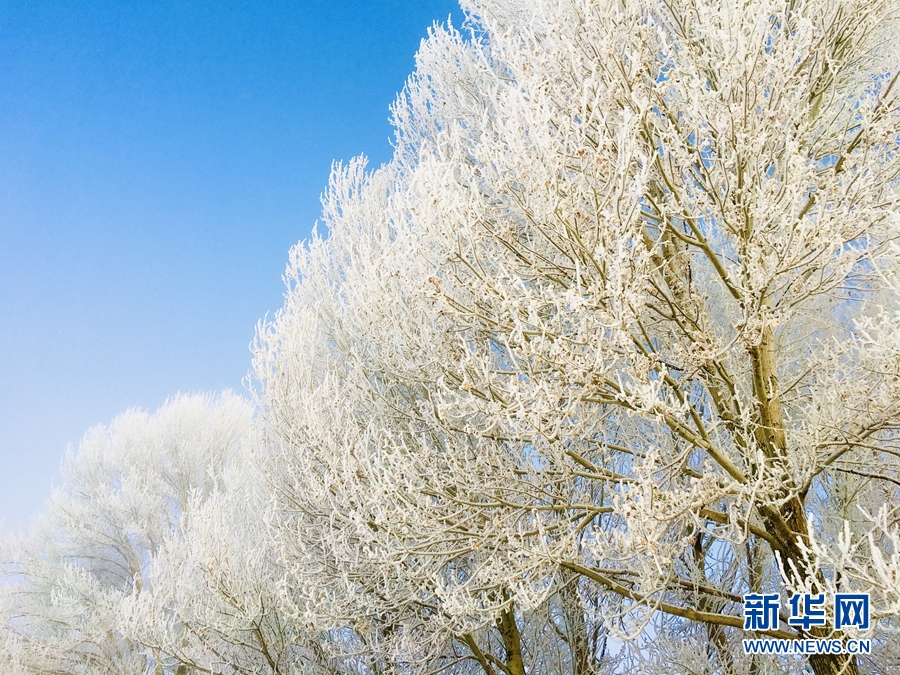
[254, 1, 900, 674]
[255, 160, 612, 675]
[0, 393, 252, 675]
[119, 456, 337, 675]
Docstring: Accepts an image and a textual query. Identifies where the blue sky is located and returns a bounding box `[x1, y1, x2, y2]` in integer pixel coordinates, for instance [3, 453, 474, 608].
[0, 1, 463, 530]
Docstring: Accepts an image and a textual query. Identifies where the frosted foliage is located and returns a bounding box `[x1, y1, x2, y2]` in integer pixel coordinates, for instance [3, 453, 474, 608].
[117, 458, 341, 675]
[255, 1, 900, 674]
[0, 393, 252, 675]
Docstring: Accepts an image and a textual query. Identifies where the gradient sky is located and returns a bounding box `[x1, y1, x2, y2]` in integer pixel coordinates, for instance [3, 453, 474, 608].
[0, 0, 463, 531]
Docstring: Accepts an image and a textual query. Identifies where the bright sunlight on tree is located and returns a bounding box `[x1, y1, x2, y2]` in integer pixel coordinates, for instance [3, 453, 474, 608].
[4, 1, 900, 674]
[254, 1, 900, 674]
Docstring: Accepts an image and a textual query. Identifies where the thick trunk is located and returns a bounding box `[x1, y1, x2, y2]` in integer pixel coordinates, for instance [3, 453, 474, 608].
[751, 326, 860, 675]
[497, 605, 526, 675]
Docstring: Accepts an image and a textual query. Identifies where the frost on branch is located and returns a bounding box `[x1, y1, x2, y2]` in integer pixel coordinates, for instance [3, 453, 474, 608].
[0, 393, 252, 675]
[255, 1, 900, 674]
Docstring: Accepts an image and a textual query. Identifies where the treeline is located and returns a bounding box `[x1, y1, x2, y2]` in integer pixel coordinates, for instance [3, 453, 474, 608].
[4, 0, 900, 673]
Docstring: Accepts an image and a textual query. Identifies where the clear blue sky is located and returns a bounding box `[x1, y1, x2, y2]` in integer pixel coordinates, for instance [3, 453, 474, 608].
[0, 1, 463, 531]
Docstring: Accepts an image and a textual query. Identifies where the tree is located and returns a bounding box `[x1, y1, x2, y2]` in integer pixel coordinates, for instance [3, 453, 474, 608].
[255, 156, 613, 675]
[119, 457, 336, 675]
[254, 1, 900, 674]
[0, 393, 252, 675]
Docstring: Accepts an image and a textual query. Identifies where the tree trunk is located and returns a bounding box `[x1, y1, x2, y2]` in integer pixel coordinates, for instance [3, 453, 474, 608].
[751, 325, 860, 675]
[497, 604, 526, 675]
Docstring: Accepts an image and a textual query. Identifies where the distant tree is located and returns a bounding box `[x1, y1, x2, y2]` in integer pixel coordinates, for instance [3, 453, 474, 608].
[119, 456, 340, 675]
[0, 393, 252, 675]
[254, 1, 900, 674]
